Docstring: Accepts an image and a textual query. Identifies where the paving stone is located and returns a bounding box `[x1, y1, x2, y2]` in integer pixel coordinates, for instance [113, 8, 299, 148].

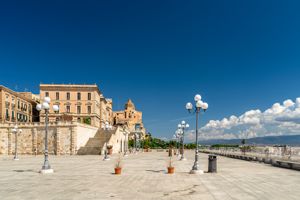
[0, 151, 299, 200]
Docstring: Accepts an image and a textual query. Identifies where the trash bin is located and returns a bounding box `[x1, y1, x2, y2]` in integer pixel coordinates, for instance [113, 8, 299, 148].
[208, 154, 217, 173]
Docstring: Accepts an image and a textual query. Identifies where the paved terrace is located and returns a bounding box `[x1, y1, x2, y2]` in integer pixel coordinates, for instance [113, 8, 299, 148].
[0, 151, 300, 200]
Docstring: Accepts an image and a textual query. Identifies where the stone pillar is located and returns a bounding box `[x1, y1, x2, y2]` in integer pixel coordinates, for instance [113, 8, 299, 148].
[7, 128, 12, 155]
[32, 127, 38, 155]
[70, 124, 77, 155]
[56, 124, 61, 155]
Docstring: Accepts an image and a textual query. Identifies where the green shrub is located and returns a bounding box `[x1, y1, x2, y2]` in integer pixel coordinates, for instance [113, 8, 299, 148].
[83, 117, 91, 125]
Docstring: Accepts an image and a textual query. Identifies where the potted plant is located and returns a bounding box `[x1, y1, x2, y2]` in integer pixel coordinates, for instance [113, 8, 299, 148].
[114, 154, 123, 175]
[107, 145, 113, 155]
[167, 157, 175, 174]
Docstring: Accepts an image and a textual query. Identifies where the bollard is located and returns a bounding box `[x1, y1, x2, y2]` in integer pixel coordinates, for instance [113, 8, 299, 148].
[208, 154, 217, 173]
[169, 148, 173, 157]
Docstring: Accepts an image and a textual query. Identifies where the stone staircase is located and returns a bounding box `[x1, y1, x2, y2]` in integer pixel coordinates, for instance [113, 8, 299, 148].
[77, 128, 115, 155]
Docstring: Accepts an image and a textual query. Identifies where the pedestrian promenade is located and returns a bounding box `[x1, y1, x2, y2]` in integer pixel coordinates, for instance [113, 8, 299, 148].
[0, 151, 299, 200]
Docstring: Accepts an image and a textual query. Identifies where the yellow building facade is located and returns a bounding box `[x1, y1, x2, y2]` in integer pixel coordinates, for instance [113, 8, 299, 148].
[39, 84, 113, 128]
[0, 85, 38, 123]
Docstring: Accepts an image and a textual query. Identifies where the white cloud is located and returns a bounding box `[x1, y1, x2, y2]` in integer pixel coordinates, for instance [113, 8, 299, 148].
[187, 98, 300, 141]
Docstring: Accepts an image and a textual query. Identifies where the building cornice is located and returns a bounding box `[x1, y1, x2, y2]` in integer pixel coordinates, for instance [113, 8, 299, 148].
[0, 85, 36, 104]
[40, 83, 102, 95]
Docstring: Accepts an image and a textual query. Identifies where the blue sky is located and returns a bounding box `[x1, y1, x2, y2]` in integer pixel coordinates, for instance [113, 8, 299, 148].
[1, 0, 300, 140]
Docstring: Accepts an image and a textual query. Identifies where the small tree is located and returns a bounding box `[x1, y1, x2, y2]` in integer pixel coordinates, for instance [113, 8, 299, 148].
[83, 117, 91, 125]
[128, 139, 134, 148]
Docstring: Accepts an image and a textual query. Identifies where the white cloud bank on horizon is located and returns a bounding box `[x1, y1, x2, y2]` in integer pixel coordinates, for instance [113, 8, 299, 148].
[186, 98, 300, 141]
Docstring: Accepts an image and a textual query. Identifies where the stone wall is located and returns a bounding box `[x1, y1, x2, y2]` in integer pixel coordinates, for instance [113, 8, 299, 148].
[0, 122, 98, 155]
[107, 126, 129, 154]
[76, 123, 98, 153]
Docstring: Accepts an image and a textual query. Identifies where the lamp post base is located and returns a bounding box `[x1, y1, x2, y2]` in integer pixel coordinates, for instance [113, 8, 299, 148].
[179, 156, 186, 161]
[190, 169, 204, 174]
[40, 168, 54, 174]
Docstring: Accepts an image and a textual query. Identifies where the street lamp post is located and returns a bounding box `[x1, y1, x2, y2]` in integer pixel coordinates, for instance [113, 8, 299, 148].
[12, 125, 22, 160]
[135, 133, 139, 153]
[134, 124, 141, 153]
[176, 132, 180, 156]
[172, 132, 180, 156]
[186, 94, 208, 174]
[140, 134, 143, 152]
[36, 97, 60, 174]
[177, 121, 189, 161]
[103, 121, 112, 161]
[176, 128, 182, 157]
[175, 130, 181, 157]
[123, 131, 129, 156]
[172, 134, 177, 156]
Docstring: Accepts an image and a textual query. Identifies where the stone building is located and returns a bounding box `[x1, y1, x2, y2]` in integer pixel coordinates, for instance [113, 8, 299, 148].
[19, 92, 40, 103]
[113, 99, 146, 138]
[0, 85, 39, 124]
[39, 84, 113, 128]
[100, 98, 113, 127]
[0, 84, 144, 155]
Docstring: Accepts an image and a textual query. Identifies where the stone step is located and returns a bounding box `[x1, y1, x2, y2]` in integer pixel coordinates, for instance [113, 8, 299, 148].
[76, 128, 115, 155]
[85, 139, 106, 147]
[77, 147, 102, 155]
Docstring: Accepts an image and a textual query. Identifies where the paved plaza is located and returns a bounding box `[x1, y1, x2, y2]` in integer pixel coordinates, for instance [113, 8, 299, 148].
[0, 151, 300, 200]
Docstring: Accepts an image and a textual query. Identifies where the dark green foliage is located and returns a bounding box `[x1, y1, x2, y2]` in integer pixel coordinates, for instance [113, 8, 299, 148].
[128, 134, 198, 149]
[128, 139, 134, 148]
[184, 143, 197, 149]
[83, 117, 91, 125]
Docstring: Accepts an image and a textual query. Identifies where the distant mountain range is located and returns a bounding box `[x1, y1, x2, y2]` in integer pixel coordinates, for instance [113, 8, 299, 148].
[199, 135, 300, 146]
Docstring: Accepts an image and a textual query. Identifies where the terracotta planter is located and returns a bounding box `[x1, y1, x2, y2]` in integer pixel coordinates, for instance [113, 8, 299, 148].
[167, 167, 174, 174]
[115, 167, 122, 175]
